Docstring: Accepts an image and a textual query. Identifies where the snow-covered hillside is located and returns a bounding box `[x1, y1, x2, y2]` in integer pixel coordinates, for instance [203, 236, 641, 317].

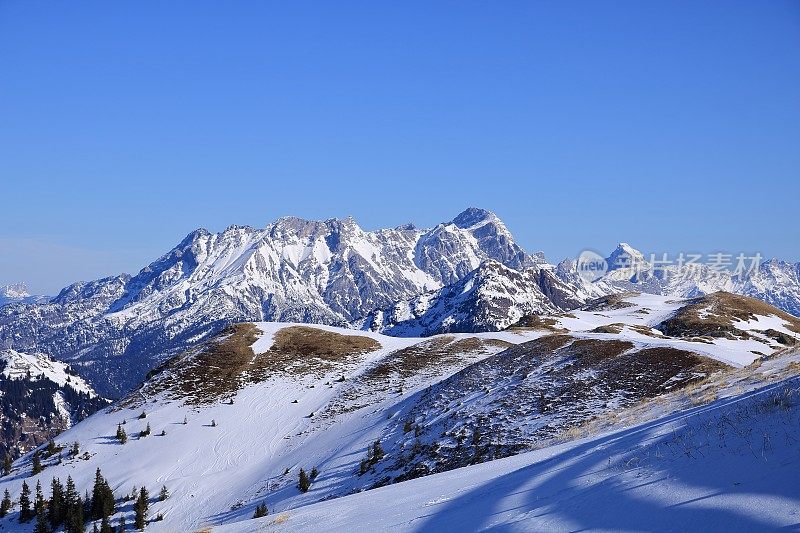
[231, 373, 800, 532]
[1, 292, 797, 531]
[0, 350, 106, 457]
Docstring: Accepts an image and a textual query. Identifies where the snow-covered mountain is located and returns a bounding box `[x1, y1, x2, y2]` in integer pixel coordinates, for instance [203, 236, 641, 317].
[362, 260, 563, 336]
[0, 350, 107, 457]
[0, 208, 536, 396]
[0, 292, 797, 531]
[0, 283, 48, 307]
[1, 211, 798, 403]
[575, 243, 800, 315]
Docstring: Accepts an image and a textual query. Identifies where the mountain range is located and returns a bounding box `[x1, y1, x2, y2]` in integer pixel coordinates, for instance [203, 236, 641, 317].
[1, 208, 798, 399]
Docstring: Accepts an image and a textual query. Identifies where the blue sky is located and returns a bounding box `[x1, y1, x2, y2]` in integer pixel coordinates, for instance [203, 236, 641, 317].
[1, 1, 798, 294]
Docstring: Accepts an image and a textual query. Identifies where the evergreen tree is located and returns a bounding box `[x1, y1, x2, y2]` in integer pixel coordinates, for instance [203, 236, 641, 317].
[91, 468, 115, 520]
[117, 515, 126, 533]
[32, 450, 43, 475]
[84, 489, 92, 519]
[372, 440, 384, 462]
[34, 480, 46, 515]
[158, 485, 169, 501]
[3, 454, 11, 476]
[211, 419, 216, 427]
[310, 467, 318, 480]
[47, 439, 58, 457]
[20, 480, 33, 522]
[298, 468, 310, 493]
[49, 477, 65, 528]
[0, 489, 11, 517]
[64, 475, 85, 533]
[34, 504, 50, 533]
[253, 502, 268, 518]
[71, 442, 80, 457]
[100, 514, 113, 533]
[134, 486, 149, 530]
[116, 424, 127, 445]
[92, 523, 99, 533]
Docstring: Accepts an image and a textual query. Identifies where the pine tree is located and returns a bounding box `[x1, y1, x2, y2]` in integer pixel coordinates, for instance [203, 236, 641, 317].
[139, 423, 150, 438]
[20, 480, 33, 522]
[298, 468, 310, 493]
[117, 515, 126, 533]
[134, 486, 149, 530]
[49, 477, 65, 528]
[182, 416, 187, 425]
[34, 504, 50, 533]
[91, 468, 115, 520]
[3, 454, 11, 476]
[100, 514, 113, 533]
[310, 467, 318, 480]
[116, 424, 127, 445]
[371, 440, 384, 462]
[253, 502, 268, 518]
[93, 523, 99, 533]
[71, 442, 80, 457]
[158, 485, 169, 501]
[32, 450, 43, 475]
[211, 419, 216, 427]
[69, 496, 85, 533]
[34, 480, 46, 515]
[47, 439, 58, 457]
[64, 475, 85, 533]
[0, 489, 11, 517]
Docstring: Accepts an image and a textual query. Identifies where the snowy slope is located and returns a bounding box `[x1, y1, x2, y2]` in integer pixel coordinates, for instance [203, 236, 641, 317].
[1, 293, 797, 531]
[0, 324, 517, 532]
[227, 373, 800, 532]
[0, 350, 95, 396]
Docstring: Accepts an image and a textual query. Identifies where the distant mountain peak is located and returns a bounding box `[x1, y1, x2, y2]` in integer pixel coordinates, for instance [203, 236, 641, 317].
[606, 243, 647, 271]
[0, 282, 29, 298]
[452, 207, 497, 229]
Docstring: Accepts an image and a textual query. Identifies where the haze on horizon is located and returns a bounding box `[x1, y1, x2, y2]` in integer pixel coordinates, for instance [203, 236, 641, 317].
[1, 1, 798, 294]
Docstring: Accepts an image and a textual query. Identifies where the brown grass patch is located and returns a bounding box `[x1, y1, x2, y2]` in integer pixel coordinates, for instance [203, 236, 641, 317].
[508, 315, 566, 332]
[659, 292, 800, 340]
[582, 293, 638, 312]
[128, 324, 381, 405]
[264, 326, 381, 374]
[590, 323, 624, 334]
[566, 338, 635, 366]
[629, 324, 662, 337]
[361, 336, 500, 381]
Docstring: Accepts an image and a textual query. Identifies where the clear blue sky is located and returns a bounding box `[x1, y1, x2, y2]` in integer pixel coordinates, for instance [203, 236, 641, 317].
[1, 1, 798, 294]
